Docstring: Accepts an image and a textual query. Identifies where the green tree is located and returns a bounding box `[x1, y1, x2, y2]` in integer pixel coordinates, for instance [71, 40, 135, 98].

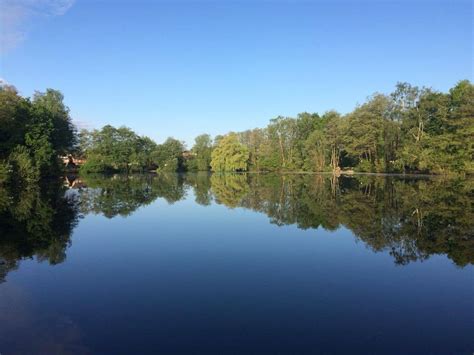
[238, 128, 264, 171]
[25, 89, 77, 176]
[153, 137, 185, 172]
[293, 112, 321, 169]
[8, 145, 38, 183]
[79, 125, 161, 173]
[0, 86, 30, 159]
[304, 129, 327, 171]
[344, 95, 389, 172]
[267, 116, 298, 169]
[191, 134, 213, 171]
[210, 133, 249, 172]
[31, 89, 76, 156]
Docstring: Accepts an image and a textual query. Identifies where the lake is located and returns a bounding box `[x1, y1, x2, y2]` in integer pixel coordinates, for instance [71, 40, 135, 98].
[0, 173, 473, 354]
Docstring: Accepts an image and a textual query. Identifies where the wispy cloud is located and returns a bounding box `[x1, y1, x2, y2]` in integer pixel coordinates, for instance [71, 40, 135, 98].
[0, 0, 75, 53]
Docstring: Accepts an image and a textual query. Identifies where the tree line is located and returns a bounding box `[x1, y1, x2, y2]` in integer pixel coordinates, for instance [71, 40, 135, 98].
[1, 80, 472, 182]
[67, 79, 474, 175]
[215, 80, 473, 174]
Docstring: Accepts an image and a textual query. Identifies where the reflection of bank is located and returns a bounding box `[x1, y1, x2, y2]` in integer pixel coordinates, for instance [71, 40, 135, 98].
[208, 173, 474, 267]
[1, 173, 472, 286]
[76, 173, 187, 218]
[0, 181, 80, 283]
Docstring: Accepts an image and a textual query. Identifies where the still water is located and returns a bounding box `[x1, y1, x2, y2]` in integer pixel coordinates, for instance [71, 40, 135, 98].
[0, 173, 473, 354]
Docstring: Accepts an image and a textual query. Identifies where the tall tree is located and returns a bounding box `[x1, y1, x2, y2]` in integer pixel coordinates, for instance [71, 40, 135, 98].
[344, 95, 389, 172]
[192, 134, 213, 171]
[0, 86, 30, 159]
[210, 133, 249, 172]
[153, 137, 186, 172]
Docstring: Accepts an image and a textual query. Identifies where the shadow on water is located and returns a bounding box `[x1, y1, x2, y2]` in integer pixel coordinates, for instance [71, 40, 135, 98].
[0, 173, 473, 283]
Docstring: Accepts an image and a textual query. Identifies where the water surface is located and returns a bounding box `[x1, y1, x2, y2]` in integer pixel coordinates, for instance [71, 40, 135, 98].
[0, 173, 473, 354]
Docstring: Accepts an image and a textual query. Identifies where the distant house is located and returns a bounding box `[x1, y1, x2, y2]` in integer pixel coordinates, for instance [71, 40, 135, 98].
[61, 155, 86, 166]
[182, 151, 196, 160]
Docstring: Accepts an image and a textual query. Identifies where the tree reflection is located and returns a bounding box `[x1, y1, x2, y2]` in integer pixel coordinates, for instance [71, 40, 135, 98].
[206, 173, 474, 267]
[0, 180, 80, 282]
[74, 173, 474, 266]
[210, 173, 249, 208]
[0, 173, 472, 283]
[185, 172, 213, 206]
[79, 174, 160, 218]
[78, 173, 186, 218]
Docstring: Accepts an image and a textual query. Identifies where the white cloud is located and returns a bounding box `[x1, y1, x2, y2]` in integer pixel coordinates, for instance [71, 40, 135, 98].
[0, 0, 75, 53]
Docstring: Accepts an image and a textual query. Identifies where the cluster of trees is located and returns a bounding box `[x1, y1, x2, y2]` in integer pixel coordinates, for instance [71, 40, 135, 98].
[78, 126, 186, 173]
[0, 85, 76, 184]
[80, 79, 469, 175]
[213, 80, 472, 174]
[78, 128, 213, 174]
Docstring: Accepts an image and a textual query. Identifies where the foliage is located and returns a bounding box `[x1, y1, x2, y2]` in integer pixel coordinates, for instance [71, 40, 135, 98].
[210, 134, 249, 172]
[0, 86, 30, 159]
[79, 126, 161, 173]
[190, 134, 213, 171]
[0, 85, 76, 182]
[7, 145, 39, 183]
[1, 80, 472, 176]
[212, 80, 473, 175]
[78, 127, 187, 174]
[0, 161, 10, 184]
[153, 137, 186, 172]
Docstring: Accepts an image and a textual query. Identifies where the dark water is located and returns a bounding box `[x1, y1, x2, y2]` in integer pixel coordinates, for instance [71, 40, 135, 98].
[0, 173, 473, 354]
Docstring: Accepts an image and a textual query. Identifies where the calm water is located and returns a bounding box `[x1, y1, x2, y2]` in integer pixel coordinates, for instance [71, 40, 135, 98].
[0, 173, 473, 354]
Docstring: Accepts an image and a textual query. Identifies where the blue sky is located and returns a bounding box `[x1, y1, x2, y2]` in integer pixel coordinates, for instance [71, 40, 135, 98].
[1, 0, 472, 146]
